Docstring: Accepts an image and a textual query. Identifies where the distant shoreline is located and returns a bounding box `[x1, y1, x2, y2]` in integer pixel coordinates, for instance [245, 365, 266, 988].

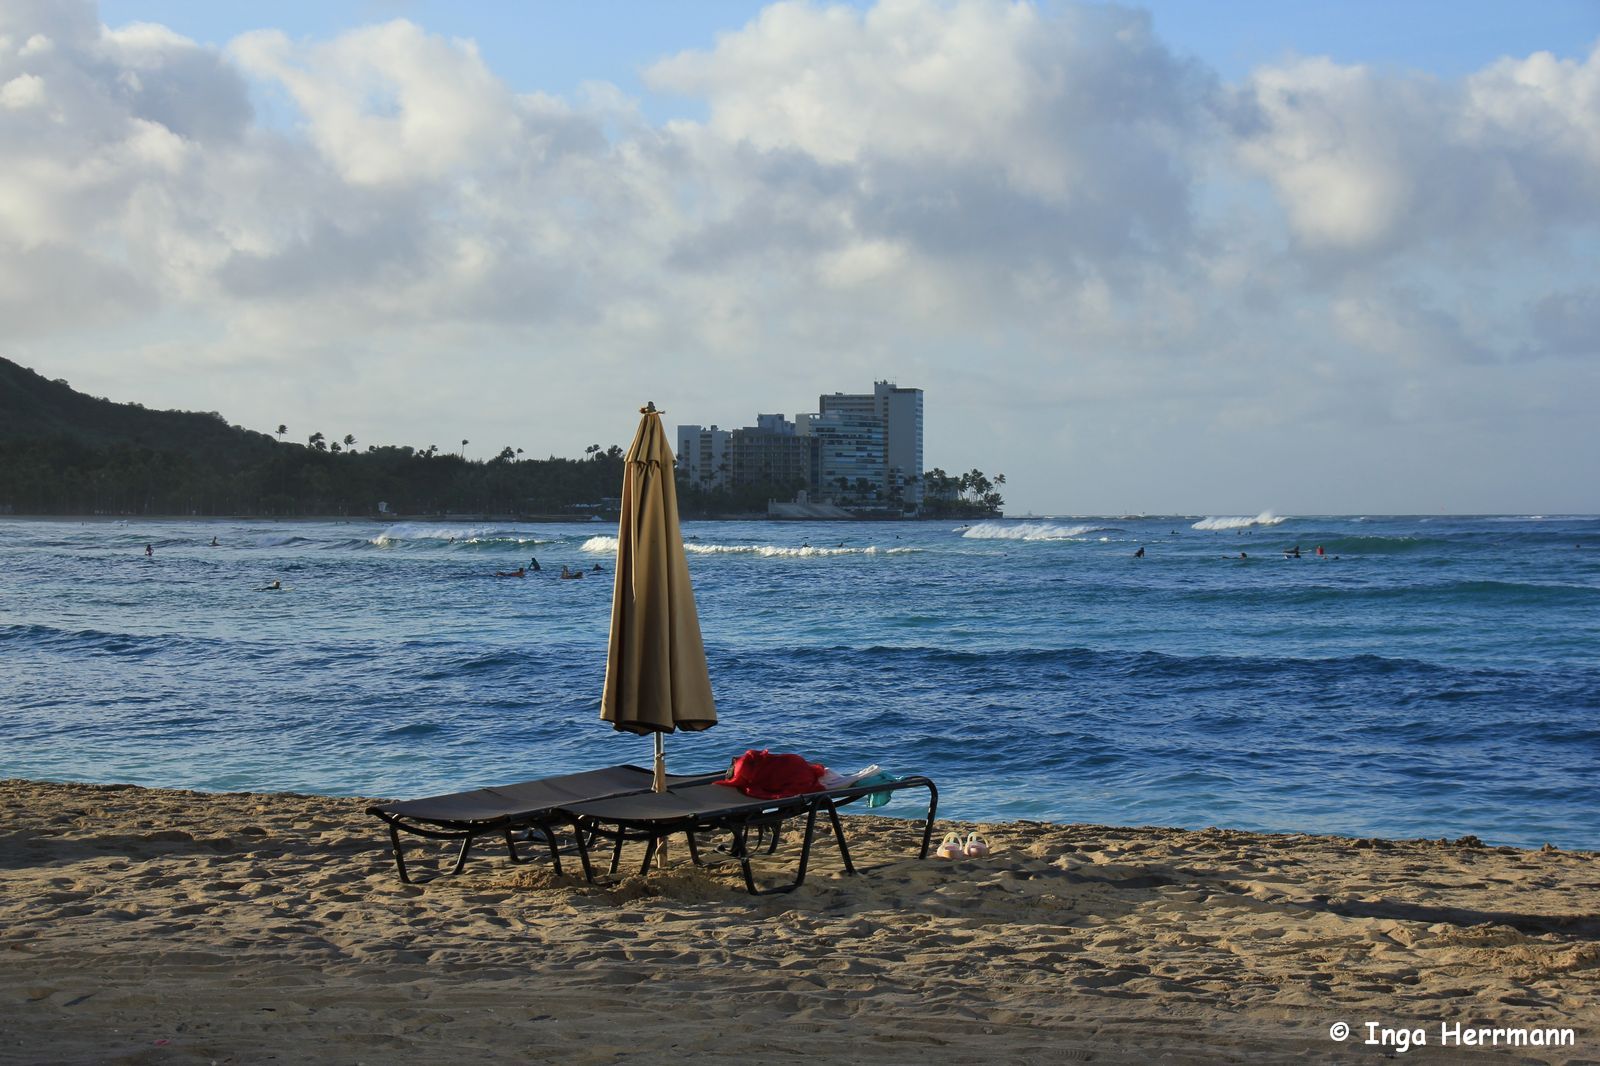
[0, 511, 998, 523]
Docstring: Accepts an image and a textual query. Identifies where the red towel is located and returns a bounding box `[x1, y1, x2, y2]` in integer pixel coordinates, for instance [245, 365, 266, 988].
[715, 749, 826, 799]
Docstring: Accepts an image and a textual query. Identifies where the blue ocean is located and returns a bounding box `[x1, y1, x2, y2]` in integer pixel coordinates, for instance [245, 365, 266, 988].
[3, 514, 1597, 850]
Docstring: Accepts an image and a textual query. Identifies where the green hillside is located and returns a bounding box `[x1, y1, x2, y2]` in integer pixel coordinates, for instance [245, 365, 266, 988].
[0, 359, 278, 458]
[0, 357, 628, 517]
[0, 358, 796, 517]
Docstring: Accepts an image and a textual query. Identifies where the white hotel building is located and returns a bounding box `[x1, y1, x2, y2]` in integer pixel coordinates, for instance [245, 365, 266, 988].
[678, 381, 925, 511]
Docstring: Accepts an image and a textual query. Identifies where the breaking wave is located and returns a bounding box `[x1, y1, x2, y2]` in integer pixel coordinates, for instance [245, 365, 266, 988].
[370, 523, 555, 548]
[959, 521, 1121, 541]
[1192, 512, 1288, 531]
[580, 535, 920, 558]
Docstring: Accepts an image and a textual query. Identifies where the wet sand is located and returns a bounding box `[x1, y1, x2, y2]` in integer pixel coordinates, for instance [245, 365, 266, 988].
[2, 778, 1597, 1064]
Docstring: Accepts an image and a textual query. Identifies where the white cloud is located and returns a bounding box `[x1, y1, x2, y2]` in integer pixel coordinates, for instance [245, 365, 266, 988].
[229, 22, 518, 186]
[0, 72, 45, 109]
[1237, 44, 1600, 258]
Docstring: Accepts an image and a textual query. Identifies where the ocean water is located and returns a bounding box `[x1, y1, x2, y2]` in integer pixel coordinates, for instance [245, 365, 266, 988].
[2, 513, 1598, 850]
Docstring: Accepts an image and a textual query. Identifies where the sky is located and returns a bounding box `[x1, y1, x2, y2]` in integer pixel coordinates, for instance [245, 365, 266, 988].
[3, 1, 1598, 516]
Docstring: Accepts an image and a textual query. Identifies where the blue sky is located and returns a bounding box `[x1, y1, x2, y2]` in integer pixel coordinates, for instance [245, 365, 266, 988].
[6, 1, 1599, 513]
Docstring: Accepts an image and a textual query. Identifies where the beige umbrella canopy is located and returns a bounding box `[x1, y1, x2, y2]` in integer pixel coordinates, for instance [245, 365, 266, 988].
[600, 402, 717, 791]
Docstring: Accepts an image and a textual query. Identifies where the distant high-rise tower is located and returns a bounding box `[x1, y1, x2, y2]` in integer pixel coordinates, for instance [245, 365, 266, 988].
[675, 425, 731, 490]
[816, 381, 924, 508]
[677, 380, 924, 512]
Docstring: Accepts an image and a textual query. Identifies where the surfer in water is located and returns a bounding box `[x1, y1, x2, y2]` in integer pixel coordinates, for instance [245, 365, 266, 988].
[145, 544, 153, 558]
[529, 556, 541, 571]
[210, 536, 219, 547]
[258, 580, 282, 591]
[496, 567, 526, 578]
[1285, 545, 1302, 559]
[1134, 546, 1145, 558]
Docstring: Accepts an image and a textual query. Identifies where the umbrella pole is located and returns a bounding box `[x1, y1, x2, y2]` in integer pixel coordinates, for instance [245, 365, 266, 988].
[652, 733, 668, 870]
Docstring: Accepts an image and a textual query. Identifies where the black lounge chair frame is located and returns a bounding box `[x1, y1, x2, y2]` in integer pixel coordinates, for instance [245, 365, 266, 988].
[365, 765, 718, 884]
[561, 775, 939, 895]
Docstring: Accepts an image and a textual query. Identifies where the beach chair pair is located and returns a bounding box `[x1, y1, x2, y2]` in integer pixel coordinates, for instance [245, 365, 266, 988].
[366, 764, 938, 895]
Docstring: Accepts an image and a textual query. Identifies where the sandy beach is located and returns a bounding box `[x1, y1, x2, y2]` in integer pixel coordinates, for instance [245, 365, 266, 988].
[2, 779, 1597, 1064]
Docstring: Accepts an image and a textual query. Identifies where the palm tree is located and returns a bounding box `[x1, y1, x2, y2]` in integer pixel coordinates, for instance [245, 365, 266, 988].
[343, 434, 357, 451]
[308, 431, 326, 452]
[461, 438, 469, 458]
[276, 424, 286, 442]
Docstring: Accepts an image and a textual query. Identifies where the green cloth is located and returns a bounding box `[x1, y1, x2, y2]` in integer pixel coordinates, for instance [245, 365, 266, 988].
[855, 770, 899, 808]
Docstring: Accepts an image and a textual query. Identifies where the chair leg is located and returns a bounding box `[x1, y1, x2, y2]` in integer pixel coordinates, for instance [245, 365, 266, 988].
[917, 781, 940, 859]
[505, 822, 564, 878]
[383, 823, 477, 884]
[570, 818, 600, 884]
[386, 824, 413, 884]
[738, 807, 819, 896]
[823, 802, 856, 874]
[449, 835, 474, 876]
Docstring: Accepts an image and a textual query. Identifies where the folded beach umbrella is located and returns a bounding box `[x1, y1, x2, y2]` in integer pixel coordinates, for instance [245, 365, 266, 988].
[601, 402, 717, 792]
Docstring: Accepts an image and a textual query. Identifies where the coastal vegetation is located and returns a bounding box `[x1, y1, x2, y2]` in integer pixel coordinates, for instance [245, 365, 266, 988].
[0, 358, 1004, 519]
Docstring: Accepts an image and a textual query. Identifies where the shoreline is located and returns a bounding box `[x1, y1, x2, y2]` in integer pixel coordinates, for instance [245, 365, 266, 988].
[4, 778, 1597, 1063]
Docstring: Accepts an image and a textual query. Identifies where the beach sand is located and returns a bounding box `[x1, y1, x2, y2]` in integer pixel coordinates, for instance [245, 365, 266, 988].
[2, 779, 1597, 1064]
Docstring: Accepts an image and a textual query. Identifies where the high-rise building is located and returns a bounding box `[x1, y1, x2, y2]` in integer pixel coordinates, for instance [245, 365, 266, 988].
[676, 380, 924, 512]
[817, 381, 924, 508]
[675, 425, 731, 490]
[806, 409, 887, 506]
[876, 382, 925, 508]
[731, 416, 811, 490]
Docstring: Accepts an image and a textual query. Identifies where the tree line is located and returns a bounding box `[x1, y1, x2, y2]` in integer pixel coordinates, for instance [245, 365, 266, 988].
[0, 433, 1004, 519]
[0, 430, 634, 517]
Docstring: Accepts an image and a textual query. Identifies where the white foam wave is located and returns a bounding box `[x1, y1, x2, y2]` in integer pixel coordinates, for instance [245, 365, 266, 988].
[1191, 512, 1287, 531]
[372, 523, 553, 547]
[960, 521, 1116, 541]
[580, 535, 920, 558]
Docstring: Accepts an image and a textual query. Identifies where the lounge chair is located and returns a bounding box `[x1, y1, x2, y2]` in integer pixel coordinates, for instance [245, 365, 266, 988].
[557, 775, 939, 895]
[366, 764, 719, 883]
